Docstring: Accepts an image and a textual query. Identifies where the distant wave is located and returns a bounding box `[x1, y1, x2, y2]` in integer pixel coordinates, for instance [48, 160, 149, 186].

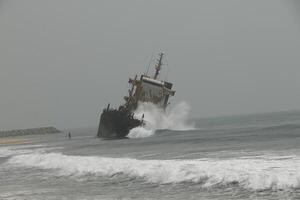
[128, 102, 195, 138]
[232, 123, 300, 137]
[7, 151, 300, 190]
[253, 123, 300, 132]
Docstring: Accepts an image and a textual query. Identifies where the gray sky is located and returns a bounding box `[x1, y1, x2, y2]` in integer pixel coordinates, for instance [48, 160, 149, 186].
[1, 0, 300, 130]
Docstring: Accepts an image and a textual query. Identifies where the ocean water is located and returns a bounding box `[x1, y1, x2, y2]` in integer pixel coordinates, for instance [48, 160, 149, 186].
[1, 103, 300, 200]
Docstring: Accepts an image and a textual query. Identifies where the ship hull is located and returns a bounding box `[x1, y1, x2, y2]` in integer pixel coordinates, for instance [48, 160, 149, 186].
[97, 109, 143, 138]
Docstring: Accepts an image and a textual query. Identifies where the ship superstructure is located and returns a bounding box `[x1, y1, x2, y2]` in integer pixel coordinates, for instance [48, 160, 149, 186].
[123, 53, 175, 111]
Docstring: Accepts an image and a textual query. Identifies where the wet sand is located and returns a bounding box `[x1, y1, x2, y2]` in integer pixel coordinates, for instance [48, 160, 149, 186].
[0, 138, 32, 145]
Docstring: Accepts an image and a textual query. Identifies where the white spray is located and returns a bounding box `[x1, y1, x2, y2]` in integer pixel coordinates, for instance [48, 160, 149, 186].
[128, 101, 195, 138]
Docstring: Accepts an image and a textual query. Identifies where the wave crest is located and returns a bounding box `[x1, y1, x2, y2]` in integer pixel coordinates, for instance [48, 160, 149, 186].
[7, 152, 300, 190]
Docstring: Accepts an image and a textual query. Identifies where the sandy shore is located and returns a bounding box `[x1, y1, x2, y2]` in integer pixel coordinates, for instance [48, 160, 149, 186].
[0, 138, 32, 145]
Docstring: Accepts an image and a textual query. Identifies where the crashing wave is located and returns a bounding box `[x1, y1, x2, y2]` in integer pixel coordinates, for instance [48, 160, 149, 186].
[128, 102, 195, 138]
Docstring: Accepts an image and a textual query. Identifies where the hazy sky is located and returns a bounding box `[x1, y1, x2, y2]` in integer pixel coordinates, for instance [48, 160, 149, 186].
[1, 0, 300, 130]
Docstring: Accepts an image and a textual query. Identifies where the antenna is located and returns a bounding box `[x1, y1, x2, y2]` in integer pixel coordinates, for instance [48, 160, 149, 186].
[145, 53, 154, 76]
[154, 52, 164, 79]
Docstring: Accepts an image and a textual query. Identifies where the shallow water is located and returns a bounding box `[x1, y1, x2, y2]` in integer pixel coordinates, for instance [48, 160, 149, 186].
[1, 110, 300, 199]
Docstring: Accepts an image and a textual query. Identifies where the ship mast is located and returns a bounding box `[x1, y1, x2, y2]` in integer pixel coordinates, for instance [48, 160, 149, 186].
[154, 53, 164, 79]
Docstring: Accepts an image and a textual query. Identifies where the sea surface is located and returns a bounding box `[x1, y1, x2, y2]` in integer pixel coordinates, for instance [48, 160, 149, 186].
[1, 106, 300, 199]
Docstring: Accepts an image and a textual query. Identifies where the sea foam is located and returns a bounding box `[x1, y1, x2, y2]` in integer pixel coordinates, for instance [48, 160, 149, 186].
[7, 152, 300, 190]
[128, 102, 195, 138]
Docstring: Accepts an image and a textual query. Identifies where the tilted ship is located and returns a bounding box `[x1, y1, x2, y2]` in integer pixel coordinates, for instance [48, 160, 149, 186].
[97, 53, 175, 138]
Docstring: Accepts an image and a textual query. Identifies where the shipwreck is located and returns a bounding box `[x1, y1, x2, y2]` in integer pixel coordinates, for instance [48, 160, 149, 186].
[97, 53, 176, 138]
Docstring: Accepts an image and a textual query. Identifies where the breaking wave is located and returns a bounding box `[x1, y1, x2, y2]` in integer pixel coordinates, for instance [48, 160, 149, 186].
[128, 102, 195, 138]
[0, 145, 46, 158]
[7, 152, 300, 190]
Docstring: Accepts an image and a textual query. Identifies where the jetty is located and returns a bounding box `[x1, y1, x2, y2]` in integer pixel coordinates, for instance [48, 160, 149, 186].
[0, 127, 61, 138]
